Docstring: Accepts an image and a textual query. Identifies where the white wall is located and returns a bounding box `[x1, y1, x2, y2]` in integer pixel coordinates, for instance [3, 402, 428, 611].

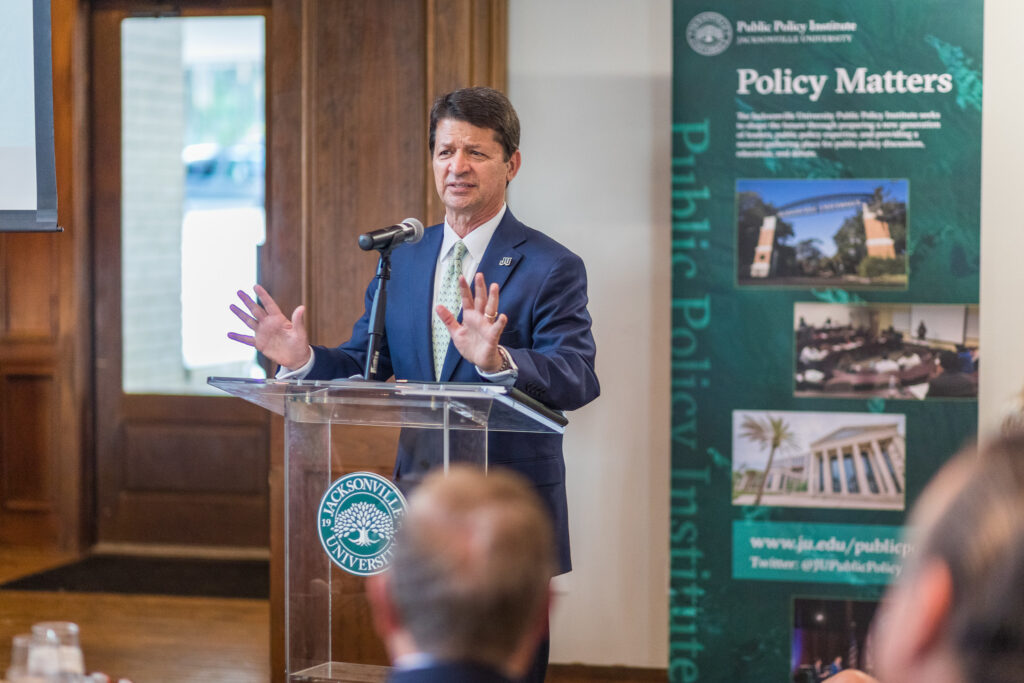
[508, 0, 671, 668]
[795, 304, 855, 329]
[979, 2, 1024, 436]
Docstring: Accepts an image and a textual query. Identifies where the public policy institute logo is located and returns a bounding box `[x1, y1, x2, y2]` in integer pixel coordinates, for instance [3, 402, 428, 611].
[317, 472, 407, 576]
[686, 11, 733, 56]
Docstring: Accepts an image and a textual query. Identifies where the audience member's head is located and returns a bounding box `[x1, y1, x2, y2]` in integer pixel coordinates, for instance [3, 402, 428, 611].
[938, 350, 961, 373]
[873, 432, 1024, 683]
[367, 466, 555, 677]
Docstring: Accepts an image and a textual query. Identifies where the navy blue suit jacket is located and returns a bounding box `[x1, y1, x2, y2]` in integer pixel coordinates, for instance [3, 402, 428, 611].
[305, 209, 599, 573]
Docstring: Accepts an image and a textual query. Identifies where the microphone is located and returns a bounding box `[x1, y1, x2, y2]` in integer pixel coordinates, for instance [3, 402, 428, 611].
[358, 218, 424, 251]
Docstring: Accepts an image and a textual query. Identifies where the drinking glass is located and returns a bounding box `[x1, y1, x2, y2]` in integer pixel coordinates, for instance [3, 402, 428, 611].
[7, 630, 57, 682]
[30, 622, 85, 680]
[7, 633, 32, 681]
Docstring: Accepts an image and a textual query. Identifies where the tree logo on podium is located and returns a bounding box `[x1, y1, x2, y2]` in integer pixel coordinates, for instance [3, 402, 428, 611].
[317, 472, 407, 576]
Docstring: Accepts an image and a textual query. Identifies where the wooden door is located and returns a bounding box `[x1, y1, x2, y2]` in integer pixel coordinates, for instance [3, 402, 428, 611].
[91, 5, 271, 550]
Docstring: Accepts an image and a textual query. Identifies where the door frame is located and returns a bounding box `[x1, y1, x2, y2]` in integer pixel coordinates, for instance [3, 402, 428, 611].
[90, 2, 272, 550]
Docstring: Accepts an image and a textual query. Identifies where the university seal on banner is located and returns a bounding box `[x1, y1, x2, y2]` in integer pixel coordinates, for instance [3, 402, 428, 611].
[317, 472, 407, 576]
[686, 11, 732, 56]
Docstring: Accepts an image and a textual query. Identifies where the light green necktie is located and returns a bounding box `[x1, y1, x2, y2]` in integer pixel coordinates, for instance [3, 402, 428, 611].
[433, 240, 467, 380]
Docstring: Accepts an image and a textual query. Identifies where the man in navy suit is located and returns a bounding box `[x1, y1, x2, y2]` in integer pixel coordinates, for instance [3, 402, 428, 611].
[366, 466, 555, 683]
[231, 87, 598, 681]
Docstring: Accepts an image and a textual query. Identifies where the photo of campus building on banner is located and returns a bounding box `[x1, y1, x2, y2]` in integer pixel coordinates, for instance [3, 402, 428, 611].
[736, 178, 908, 288]
[732, 410, 906, 511]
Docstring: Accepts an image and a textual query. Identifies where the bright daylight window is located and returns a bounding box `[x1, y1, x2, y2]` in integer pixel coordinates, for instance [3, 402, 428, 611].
[121, 16, 266, 395]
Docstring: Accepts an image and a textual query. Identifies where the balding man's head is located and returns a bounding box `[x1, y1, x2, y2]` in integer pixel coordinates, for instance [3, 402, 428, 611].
[874, 433, 1024, 683]
[371, 466, 555, 671]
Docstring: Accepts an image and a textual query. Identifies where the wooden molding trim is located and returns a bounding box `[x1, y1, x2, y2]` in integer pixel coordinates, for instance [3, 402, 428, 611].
[91, 542, 271, 560]
[548, 664, 668, 682]
[90, 0, 268, 12]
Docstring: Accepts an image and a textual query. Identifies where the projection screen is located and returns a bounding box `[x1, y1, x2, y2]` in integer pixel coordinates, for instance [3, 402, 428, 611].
[0, 0, 58, 232]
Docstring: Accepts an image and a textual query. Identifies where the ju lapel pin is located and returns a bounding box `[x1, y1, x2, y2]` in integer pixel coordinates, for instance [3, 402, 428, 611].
[499, 256, 513, 266]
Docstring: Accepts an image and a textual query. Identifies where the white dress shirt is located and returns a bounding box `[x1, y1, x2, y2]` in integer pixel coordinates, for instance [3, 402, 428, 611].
[433, 204, 505, 313]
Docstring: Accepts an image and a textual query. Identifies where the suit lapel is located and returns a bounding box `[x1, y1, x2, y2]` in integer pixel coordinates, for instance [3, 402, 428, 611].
[440, 210, 526, 381]
[476, 210, 526, 292]
[411, 226, 444, 381]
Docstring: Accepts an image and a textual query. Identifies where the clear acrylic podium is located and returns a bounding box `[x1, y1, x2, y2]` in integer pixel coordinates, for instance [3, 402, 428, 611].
[209, 377, 566, 682]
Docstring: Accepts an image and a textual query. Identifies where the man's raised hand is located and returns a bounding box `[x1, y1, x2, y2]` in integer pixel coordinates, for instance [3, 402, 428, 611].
[435, 272, 508, 373]
[229, 284, 312, 370]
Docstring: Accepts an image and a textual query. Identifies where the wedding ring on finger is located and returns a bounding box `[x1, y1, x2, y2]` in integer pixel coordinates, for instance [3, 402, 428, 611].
[485, 313, 498, 322]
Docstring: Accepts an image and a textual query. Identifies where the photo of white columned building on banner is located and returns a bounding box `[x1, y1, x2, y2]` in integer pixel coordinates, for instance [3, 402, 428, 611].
[732, 411, 906, 511]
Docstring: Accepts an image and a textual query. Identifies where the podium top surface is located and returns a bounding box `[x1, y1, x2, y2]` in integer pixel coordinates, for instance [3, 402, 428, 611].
[208, 377, 567, 434]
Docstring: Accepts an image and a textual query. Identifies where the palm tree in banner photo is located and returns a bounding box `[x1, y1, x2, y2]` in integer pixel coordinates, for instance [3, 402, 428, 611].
[739, 414, 798, 506]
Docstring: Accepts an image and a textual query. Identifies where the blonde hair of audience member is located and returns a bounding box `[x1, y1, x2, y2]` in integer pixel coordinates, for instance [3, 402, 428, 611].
[367, 466, 555, 677]
[873, 432, 1024, 683]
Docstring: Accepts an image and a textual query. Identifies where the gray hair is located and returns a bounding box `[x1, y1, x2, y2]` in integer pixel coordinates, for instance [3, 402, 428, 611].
[910, 433, 1024, 682]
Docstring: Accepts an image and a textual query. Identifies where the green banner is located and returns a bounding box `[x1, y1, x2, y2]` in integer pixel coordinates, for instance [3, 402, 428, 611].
[671, 2, 982, 680]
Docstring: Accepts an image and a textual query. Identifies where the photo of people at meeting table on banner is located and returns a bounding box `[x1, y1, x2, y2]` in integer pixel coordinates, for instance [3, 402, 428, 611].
[794, 303, 978, 400]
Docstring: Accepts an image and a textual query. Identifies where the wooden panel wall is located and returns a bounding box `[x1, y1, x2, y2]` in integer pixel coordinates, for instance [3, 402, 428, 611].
[0, 0, 89, 550]
[266, 1, 507, 676]
[0, 196, 62, 548]
[0, 370, 57, 543]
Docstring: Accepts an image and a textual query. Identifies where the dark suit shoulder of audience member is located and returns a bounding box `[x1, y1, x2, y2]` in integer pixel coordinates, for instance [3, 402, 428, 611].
[927, 350, 976, 398]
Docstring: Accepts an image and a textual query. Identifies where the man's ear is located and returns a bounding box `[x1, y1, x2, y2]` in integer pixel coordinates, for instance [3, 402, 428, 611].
[909, 561, 954, 655]
[506, 149, 521, 184]
[366, 572, 398, 640]
[875, 559, 955, 683]
[905, 560, 954, 659]
[506, 585, 553, 678]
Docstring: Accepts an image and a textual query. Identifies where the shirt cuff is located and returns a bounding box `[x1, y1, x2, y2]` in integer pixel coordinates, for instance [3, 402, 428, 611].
[476, 346, 518, 386]
[276, 346, 316, 379]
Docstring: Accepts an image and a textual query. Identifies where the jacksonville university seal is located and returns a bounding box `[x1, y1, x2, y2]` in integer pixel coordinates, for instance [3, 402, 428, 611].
[686, 11, 733, 56]
[317, 472, 407, 576]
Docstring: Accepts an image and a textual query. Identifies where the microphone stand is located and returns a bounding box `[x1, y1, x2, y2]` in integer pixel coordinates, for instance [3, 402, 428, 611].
[363, 246, 393, 380]
[357, 219, 422, 380]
